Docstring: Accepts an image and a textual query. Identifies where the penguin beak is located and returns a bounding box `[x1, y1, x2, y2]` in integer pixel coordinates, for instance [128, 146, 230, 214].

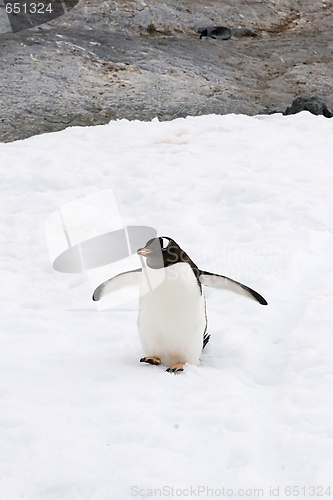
[137, 248, 153, 256]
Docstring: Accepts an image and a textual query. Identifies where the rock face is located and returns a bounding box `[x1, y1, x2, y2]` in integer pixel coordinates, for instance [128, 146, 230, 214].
[0, 0, 333, 142]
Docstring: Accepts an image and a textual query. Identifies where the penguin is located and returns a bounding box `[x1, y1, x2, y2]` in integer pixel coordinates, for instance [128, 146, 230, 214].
[93, 237, 267, 373]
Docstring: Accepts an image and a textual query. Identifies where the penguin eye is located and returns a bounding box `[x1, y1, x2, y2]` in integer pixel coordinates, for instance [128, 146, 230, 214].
[161, 237, 170, 250]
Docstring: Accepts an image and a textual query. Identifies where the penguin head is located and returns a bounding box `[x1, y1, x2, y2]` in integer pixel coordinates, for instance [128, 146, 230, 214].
[137, 236, 192, 270]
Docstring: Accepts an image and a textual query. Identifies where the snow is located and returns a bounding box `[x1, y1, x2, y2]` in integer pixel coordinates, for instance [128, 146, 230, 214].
[0, 112, 332, 499]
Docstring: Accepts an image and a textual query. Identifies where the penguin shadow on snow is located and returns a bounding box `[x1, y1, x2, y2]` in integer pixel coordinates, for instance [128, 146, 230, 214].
[93, 237, 268, 374]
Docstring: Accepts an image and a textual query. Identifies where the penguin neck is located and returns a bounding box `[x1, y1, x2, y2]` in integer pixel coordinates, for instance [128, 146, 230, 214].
[144, 262, 203, 295]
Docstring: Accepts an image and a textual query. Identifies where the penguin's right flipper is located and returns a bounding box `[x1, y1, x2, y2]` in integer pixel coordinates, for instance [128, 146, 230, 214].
[199, 270, 268, 305]
[92, 269, 142, 301]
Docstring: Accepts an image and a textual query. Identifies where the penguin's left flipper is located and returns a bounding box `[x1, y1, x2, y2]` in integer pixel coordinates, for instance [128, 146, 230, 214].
[92, 269, 142, 301]
[199, 271, 268, 306]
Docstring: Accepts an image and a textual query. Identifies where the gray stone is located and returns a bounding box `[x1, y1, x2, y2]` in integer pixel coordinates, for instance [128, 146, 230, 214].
[284, 96, 333, 118]
[133, 9, 154, 31]
[198, 26, 257, 40]
[198, 27, 232, 40]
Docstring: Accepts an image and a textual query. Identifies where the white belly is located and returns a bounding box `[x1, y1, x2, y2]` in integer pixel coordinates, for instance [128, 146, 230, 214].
[137, 263, 207, 367]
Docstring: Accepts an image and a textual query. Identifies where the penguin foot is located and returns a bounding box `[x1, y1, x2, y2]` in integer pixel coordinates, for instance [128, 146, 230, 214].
[166, 363, 184, 373]
[140, 356, 161, 366]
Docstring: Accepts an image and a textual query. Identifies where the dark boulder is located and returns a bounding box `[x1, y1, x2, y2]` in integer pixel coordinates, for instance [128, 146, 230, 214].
[284, 97, 333, 118]
[198, 26, 232, 40]
[198, 26, 257, 40]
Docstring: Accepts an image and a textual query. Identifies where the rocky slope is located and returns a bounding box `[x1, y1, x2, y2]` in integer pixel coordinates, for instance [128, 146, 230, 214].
[0, 0, 332, 142]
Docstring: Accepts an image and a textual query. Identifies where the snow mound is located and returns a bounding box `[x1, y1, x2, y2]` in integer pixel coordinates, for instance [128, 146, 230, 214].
[0, 112, 332, 498]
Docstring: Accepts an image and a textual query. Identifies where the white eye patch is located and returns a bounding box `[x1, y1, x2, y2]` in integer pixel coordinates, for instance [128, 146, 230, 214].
[161, 237, 170, 250]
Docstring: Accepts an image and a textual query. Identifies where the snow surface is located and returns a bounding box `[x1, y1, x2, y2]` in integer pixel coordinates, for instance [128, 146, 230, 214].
[0, 112, 332, 499]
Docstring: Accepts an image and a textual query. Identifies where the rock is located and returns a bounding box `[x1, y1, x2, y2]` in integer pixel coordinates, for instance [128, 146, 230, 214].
[198, 26, 232, 40]
[284, 97, 333, 118]
[231, 28, 257, 38]
[133, 9, 154, 31]
[258, 109, 284, 116]
[198, 26, 257, 40]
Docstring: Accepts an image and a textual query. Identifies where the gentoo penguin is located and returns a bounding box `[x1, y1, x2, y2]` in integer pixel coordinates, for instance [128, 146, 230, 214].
[93, 237, 267, 373]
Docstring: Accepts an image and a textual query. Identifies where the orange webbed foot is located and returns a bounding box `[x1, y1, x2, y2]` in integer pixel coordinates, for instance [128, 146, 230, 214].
[140, 356, 161, 366]
[166, 363, 184, 373]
